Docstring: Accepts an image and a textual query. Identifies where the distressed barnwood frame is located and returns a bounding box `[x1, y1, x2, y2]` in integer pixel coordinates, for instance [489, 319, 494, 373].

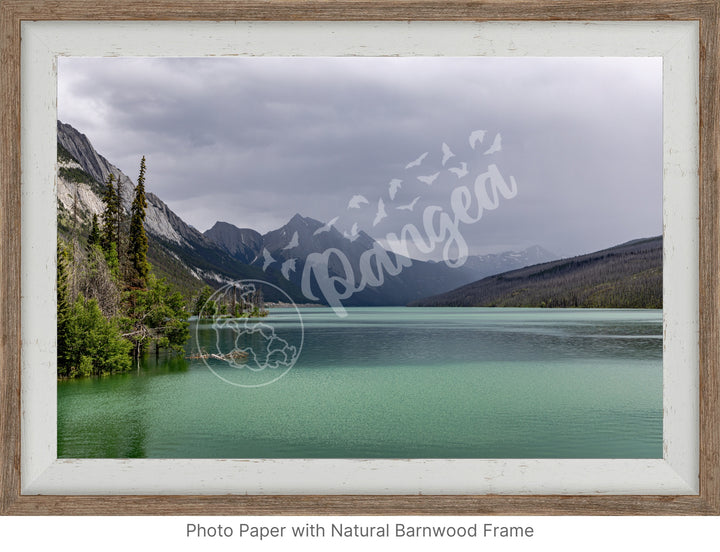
[1, 0, 718, 515]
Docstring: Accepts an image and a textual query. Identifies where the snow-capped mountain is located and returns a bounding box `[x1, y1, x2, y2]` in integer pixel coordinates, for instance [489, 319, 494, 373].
[459, 245, 558, 280]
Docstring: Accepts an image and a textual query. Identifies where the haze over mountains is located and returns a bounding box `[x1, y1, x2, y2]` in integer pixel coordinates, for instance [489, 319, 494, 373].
[459, 245, 557, 281]
[56, 121, 559, 307]
[412, 236, 662, 308]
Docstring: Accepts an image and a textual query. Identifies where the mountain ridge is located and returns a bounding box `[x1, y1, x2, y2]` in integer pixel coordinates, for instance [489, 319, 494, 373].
[57, 121, 310, 302]
[457, 244, 557, 280]
[58, 120, 578, 309]
[202, 215, 480, 307]
[57, 120, 478, 305]
[410, 236, 662, 308]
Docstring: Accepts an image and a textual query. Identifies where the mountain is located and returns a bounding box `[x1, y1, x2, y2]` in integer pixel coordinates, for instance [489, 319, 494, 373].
[458, 245, 557, 280]
[203, 222, 262, 264]
[57, 120, 565, 309]
[410, 236, 662, 308]
[204, 215, 481, 306]
[57, 121, 309, 302]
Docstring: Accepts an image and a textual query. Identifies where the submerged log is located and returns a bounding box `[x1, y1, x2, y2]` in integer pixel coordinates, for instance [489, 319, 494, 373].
[186, 348, 249, 361]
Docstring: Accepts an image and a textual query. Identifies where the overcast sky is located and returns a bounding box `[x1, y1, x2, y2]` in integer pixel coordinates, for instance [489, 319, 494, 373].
[58, 56, 662, 258]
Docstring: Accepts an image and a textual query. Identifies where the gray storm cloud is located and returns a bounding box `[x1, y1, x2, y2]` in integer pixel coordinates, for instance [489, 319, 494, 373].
[58, 56, 662, 258]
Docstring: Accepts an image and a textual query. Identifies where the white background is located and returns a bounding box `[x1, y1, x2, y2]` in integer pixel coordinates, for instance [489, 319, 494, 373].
[1, 516, 719, 551]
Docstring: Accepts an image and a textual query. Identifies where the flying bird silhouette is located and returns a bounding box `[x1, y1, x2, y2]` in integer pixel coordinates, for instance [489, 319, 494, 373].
[483, 133, 502, 155]
[405, 152, 429, 169]
[343, 222, 360, 242]
[396, 196, 420, 211]
[417, 172, 440, 186]
[373, 198, 387, 226]
[388, 179, 403, 200]
[262, 248, 276, 271]
[282, 231, 299, 250]
[313, 216, 339, 236]
[441, 143, 455, 166]
[281, 258, 297, 280]
[449, 162, 468, 179]
[469, 129, 487, 150]
[347, 194, 369, 209]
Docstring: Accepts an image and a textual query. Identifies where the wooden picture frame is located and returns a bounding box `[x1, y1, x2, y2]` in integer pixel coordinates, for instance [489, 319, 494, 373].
[1, 0, 718, 516]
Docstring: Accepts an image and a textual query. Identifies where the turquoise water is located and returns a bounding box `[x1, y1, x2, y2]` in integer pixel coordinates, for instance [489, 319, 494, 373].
[57, 307, 663, 459]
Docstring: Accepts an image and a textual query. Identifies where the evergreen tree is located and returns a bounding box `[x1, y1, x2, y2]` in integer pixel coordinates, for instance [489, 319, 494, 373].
[104, 242, 119, 280]
[120, 275, 190, 357]
[114, 174, 124, 276]
[101, 173, 118, 255]
[64, 295, 133, 377]
[58, 237, 132, 378]
[193, 285, 215, 316]
[87, 213, 101, 250]
[57, 241, 72, 376]
[129, 156, 150, 287]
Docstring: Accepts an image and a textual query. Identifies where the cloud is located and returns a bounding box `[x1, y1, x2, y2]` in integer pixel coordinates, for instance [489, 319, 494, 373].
[58, 56, 662, 257]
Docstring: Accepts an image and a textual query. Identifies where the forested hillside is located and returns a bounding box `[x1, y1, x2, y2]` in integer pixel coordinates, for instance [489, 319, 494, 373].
[57, 153, 190, 378]
[411, 237, 662, 309]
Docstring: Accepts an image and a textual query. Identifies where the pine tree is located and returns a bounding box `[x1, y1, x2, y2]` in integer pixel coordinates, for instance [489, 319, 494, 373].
[129, 156, 150, 287]
[193, 285, 215, 316]
[121, 275, 190, 358]
[65, 295, 133, 376]
[57, 241, 71, 376]
[101, 173, 118, 255]
[87, 213, 101, 250]
[114, 174, 124, 275]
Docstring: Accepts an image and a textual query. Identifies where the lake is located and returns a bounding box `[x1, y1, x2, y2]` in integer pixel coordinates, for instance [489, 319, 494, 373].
[57, 307, 663, 459]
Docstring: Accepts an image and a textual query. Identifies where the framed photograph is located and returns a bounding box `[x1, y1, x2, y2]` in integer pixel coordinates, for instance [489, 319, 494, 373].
[1, 1, 718, 515]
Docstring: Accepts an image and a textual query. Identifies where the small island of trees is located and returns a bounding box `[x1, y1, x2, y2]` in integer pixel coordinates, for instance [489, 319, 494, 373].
[192, 283, 268, 319]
